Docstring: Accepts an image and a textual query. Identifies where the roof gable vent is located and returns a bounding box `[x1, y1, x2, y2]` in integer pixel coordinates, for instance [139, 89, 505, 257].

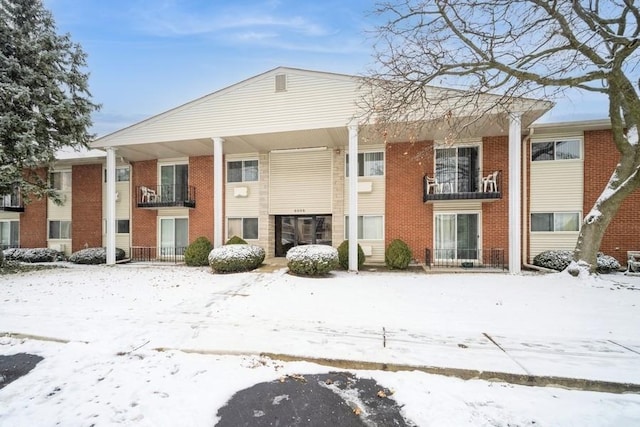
[275, 74, 287, 92]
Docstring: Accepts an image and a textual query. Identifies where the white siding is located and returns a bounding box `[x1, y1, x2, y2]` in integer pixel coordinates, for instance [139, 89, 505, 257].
[432, 201, 483, 212]
[225, 154, 261, 218]
[530, 160, 583, 211]
[0, 212, 19, 220]
[47, 193, 71, 221]
[269, 150, 332, 214]
[102, 168, 131, 256]
[96, 69, 361, 146]
[226, 182, 260, 216]
[529, 233, 579, 263]
[529, 139, 583, 264]
[344, 177, 385, 214]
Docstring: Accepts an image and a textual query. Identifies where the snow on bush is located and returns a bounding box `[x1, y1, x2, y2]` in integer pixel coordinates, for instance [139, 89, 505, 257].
[596, 253, 621, 273]
[208, 244, 265, 273]
[3, 248, 65, 263]
[286, 245, 339, 276]
[533, 250, 621, 273]
[68, 247, 126, 265]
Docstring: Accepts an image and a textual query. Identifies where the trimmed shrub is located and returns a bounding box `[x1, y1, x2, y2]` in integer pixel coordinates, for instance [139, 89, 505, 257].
[69, 247, 126, 264]
[337, 240, 365, 270]
[533, 250, 573, 271]
[208, 244, 265, 273]
[226, 235, 248, 245]
[286, 245, 339, 276]
[3, 248, 65, 263]
[385, 239, 412, 270]
[533, 250, 622, 273]
[184, 236, 213, 266]
[597, 253, 621, 273]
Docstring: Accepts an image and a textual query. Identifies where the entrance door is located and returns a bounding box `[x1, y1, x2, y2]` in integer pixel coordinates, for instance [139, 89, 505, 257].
[159, 217, 188, 257]
[435, 213, 479, 260]
[275, 215, 332, 257]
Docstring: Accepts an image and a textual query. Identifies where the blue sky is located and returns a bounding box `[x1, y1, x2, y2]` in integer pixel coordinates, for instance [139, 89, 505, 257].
[44, 0, 609, 137]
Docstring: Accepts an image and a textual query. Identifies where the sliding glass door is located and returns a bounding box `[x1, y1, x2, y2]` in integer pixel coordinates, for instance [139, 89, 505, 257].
[159, 217, 188, 257]
[435, 213, 479, 260]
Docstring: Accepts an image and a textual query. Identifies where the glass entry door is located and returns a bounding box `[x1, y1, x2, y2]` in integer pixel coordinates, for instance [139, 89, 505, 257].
[275, 215, 332, 257]
[435, 213, 478, 260]
[159, 217, 188, 257]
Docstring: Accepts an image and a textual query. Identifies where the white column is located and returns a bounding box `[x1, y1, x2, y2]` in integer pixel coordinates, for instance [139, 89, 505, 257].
[348, 124, 359, 272]
[213, 137, 224, 248]
[508, 113, 522, 274]
[106, 147, 117, 265]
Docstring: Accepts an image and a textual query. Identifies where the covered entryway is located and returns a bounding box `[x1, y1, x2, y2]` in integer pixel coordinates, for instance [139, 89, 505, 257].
[275, 215, 332, 257]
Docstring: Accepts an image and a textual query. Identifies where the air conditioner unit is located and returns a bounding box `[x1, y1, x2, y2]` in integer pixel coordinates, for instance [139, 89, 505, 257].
[50, 243, 66, 253]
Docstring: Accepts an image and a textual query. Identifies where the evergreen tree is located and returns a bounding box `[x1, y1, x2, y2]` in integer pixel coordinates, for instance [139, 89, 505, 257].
[0, 0, 99, 202]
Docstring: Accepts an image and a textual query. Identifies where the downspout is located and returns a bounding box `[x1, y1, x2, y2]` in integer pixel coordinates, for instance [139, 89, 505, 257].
[520, 128, 551, 272]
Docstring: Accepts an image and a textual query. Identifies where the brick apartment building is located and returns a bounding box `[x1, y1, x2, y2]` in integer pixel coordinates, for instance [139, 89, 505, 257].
[1, 68, 638, 272]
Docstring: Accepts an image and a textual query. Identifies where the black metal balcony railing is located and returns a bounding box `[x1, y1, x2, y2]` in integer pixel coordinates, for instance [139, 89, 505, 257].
[423, 171, 502, 202]
[136, 185, 196, 208]
[425, 248, 506, 270]
[130, 246, 186, 263]
[0, 191, 24, 212]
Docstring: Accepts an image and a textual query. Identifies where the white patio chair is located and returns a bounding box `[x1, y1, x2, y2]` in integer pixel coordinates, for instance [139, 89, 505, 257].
[482, 171, 499, 192]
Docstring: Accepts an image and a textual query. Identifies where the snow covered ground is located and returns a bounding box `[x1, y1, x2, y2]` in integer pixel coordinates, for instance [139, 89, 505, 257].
[1, 264, 640, 426]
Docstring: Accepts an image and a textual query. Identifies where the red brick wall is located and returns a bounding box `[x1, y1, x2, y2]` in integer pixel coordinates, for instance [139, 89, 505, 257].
[482, 136, 510, 261]
[584, 130, 640, 262]
[19, 168, 48, 248]
[189, 155, 214, 243]
[71, 164, 103, 251]
[385, 141, 434, 262]
[131, 160, 157, 247]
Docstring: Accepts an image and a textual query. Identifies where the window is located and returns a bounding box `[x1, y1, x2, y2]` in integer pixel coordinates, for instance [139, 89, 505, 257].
[104, 167, 130, 182]
[49, 220, 71, 239]
[435, 146, 479, 192]
[531, 212, 580, 232]
[228, 218, 259, 240]
[160, 164, 188, 202]
[532, 140, 580, 161]
[344, 215, 383, 240]
[0, 220, 19, 249]
[117, 220, 130, 234]
[435, 213, 479, 259]
[50, 171, 71, 191]
[346, 152, 384, 177]
[227, 160, 258, 183]
[160, 217, 188, 256]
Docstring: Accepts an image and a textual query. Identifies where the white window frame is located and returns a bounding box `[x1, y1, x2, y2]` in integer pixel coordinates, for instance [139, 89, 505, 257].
[227, 159, 259, 183]
[433, 211, 482, 261]
[0, 220, 20, 248]
[346, 151, 385, 177]
[158, 216, 189, 257]
[434, 143, 482, 193]
[531, 139, 582, 162]
[50, 170, 72, 191]
[344, 215, 384, 240]
[48, 220, 72, 239]
[104, 166, 130, 182]
[227, 217, 259, 240]
[530, 212, 581, 232]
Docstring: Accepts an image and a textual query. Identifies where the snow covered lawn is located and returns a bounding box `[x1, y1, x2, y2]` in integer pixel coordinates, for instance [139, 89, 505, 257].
[1, 264, 640, 425]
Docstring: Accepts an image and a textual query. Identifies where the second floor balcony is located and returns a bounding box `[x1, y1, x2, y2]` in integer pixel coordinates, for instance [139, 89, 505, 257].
[0, 191, 24, 212]
[423, 170, 502, 202]
[136, 185, 196, 209]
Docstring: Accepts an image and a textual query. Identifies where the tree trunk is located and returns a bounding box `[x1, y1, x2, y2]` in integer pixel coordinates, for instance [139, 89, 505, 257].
[574, 167, 640, 273]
